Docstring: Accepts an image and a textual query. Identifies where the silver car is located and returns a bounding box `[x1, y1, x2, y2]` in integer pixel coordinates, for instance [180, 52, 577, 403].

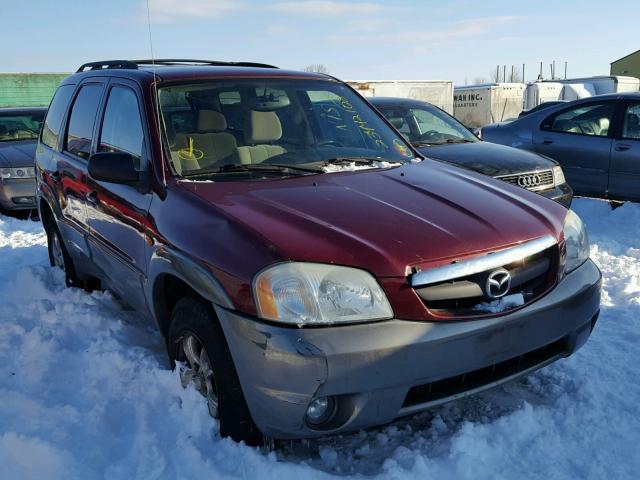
[482, 92, 640, 202]
[0, 107, 45, 211]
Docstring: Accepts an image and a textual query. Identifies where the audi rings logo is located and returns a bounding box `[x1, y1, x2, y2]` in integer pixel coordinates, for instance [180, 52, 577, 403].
[517, 174, 542, 188]
[485, 269, 512, 299]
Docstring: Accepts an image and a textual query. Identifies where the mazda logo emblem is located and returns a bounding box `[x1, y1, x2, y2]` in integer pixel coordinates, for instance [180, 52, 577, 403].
[517, 174, 542, 188]
[485, 268, 512, 299]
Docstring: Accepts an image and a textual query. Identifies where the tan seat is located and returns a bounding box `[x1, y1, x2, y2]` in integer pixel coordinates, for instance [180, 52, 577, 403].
[235, 110, 286, 164]
[174, 110, 236, 169]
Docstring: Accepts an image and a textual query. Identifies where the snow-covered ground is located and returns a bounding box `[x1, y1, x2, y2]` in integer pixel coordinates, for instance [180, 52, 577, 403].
[0, 198, 638, 479]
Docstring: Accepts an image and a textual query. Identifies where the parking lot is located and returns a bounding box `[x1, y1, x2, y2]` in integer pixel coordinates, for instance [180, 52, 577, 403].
[0, 197, 637, 479]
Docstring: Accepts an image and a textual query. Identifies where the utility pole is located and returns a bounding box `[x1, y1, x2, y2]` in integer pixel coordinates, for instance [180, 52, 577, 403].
[523, 63, 526, 83]
[564, 61, 568, 79]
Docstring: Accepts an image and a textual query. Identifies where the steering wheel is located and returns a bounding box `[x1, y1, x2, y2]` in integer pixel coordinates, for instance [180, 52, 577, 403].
[418, 130, 441, 141]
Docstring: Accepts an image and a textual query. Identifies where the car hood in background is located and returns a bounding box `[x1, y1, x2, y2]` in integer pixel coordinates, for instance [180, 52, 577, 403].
[418, 141, 557, 177]
[0, 140, 37, 168]
[179, 161, 566, 278]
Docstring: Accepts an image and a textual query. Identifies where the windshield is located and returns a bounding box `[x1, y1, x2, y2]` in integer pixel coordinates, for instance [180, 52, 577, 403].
[158, 79, 415, 179]
[379, 105, 477, 146]
[0, 112, 45, 142]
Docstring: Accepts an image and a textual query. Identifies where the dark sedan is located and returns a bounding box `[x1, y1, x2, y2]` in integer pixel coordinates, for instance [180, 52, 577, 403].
[482, 92, 640, 202]
[369, 97, 572, 207]
[0, 107, 46, 211]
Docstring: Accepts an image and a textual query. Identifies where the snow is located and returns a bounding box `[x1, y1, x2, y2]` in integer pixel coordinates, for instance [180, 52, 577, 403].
[472, 293, 524, 313]
[321, 160, 402, 173]
[0, 198, 639, 479]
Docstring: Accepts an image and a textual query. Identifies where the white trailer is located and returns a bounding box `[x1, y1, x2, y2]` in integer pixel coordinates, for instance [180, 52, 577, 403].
[347, 80, 454, 114]
[524, 76, 639, 109]
[523, 82, 564, 110]
[453, 83, 525, 128]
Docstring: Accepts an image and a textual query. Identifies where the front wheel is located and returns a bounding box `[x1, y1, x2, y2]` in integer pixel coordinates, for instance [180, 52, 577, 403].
[168, 297, 263, 446]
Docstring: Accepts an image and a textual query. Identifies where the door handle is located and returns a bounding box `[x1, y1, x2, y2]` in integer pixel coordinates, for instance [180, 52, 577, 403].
[85, 191, 99, 205]
[616, 143, 631, 151]
[542, 139, 553, 145]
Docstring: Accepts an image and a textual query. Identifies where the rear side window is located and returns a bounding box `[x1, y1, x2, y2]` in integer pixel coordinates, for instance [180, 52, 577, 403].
[98, 86, 145, 163]
[41, 85, 74, 149]
[542, 103, 615, 137]
[65, 84, 104, 159]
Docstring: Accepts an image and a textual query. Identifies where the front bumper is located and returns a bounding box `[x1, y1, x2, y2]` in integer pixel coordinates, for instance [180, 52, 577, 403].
[0, 177, 37, 210]
[538, 182, 573, 208]
[216, 259, 601, 440]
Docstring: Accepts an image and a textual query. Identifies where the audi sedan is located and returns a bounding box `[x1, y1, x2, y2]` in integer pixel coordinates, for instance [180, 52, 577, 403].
[370, 97, 572, 207]
[0, 107, 46, 211]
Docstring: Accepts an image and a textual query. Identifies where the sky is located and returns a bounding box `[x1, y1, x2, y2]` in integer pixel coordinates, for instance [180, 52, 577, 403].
[1, 0, 637, 85]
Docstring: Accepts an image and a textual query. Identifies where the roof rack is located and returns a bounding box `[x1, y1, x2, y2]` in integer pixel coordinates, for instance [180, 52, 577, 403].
[76, 59, 278, 73]
[134, 59, 279, 69]
[76, 60, 139, 72]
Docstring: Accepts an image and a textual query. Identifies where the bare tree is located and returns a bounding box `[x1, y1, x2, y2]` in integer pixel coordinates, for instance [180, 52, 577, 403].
[303, 64, 330, 74]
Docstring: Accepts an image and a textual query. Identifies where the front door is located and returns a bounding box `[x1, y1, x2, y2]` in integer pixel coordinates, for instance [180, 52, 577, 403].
[85, 80, 152, 311]
[532, 101, 616, 197]
[609, 101, 640, 202]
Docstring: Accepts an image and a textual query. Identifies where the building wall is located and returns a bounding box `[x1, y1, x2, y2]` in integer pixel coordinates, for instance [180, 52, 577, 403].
[0, 73, 69, 108]
[611, 51, 640, 79]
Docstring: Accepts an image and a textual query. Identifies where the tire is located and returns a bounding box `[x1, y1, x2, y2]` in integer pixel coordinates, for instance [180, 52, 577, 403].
[44, 214, 82, 288]
[168, 297, 263, 446]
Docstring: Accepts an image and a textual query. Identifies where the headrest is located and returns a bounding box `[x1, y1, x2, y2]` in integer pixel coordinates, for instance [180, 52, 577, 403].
[198, 110, 227, 132]
[244, 110, 282, 144]
[0, 125, 6, 135]
[629, 113, 639, 128]
[388, 117, 405, 129]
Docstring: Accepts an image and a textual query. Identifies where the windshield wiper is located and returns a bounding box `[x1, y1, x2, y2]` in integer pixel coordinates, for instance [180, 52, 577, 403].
[181, 163, 320, 178]
[445, 138, 475, 144]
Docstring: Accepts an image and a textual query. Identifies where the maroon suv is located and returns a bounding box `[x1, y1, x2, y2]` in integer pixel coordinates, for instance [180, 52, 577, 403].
[36, 60, 601, 445]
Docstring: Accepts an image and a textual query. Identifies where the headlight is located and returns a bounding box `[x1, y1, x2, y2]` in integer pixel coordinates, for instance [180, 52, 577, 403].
[0, 167, 35, 179]
[563, 210, 589, 274]
[552, 165, 566, 186]
[254, 263, 393, 326]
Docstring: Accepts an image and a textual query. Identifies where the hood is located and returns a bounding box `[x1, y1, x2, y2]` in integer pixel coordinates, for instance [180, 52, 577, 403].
[178, 162, 566, 278]
[418, 141, 557, 177]
[0, 140, 37, 168]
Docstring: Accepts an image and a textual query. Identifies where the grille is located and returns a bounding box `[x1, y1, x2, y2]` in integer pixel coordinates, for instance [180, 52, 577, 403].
[498, 169, 554, 192]
[401, 337, 566, 410]
[414, 246, 556, 317]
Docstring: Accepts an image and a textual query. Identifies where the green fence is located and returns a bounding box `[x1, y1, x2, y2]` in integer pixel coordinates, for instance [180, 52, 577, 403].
[0, 73, 70, 108]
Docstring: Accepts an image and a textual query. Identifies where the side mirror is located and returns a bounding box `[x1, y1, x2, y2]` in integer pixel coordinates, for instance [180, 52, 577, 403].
[88, 152, 139, 184]
[469, 127, 482, 138]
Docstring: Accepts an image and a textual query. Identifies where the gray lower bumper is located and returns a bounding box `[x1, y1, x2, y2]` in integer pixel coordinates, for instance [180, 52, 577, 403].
[216, 259, 601, 439]
[0, 178, 37, 210]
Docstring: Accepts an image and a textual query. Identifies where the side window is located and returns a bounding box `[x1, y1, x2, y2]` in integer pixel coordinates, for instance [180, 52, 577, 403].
[99, 86, 145, 166]
[41, 85, 74, 149]
[65, 84, 105, 159]
[381, 109, 411, 137]
[622, 103, 640, 140]
[542, 103, 615, 137]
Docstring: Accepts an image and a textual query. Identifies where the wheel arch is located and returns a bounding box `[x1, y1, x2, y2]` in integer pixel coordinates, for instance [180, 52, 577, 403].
[148, 246, 234, 338]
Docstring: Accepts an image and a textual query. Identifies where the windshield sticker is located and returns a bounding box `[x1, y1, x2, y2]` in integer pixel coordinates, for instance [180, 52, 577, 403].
[392, 138, 412, 157]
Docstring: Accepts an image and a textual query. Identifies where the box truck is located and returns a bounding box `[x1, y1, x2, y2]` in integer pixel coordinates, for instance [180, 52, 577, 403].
[453, 83, 525, 128]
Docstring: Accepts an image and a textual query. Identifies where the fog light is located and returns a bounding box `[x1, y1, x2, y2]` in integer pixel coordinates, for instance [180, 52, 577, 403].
[305, 396, 335, 426]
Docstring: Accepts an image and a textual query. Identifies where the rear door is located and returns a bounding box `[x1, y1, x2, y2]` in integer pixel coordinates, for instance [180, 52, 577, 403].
[609, 101, 640, 201]
[532, 101, 616, 196]
[85, 79, 153, 311]
[55, 81, 106, 257]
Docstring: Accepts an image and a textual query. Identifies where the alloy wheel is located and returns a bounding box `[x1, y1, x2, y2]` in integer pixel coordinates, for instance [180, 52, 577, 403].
[178, 333, 219, 419]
